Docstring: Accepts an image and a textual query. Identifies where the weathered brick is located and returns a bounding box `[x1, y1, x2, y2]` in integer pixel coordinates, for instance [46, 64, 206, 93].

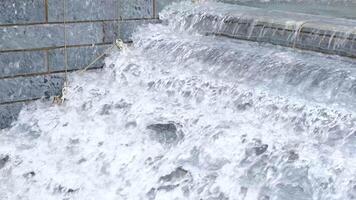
[103, 21, 119, 43]
[0, 51, 46, 78]
[0, 0, 45, 25]
[0, 102, 23, 129]
[61, 21, 118, 46]
[0, 75, 64, 104]
[118, 0, 153, 19]
[48, 45, 111, 72]
[65, 22, 104, 46]
[0, 24, 63, 51]
[48, 0, 118, 22]
[0, 22, 115, 51]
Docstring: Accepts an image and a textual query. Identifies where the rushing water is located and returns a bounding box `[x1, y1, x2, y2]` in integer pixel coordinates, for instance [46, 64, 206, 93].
[1, 1, 356, 200]
[160, 0, 356, 59]
[219, 0, 356, 19]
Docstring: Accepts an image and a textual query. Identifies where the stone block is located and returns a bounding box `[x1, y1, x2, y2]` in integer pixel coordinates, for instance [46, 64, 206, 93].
[103, 21, 119, 43]
[65, 22, 104, 46]
[0, 74, 64, 104]
[0, 0, 45, 25]
[0, 24, 63, 51]
[48, 0, 118, 22]
[0, 22, 117, 51]
[0, 51, 46, 78]
[118, 0, 153, 19]
[65, 21, 119, 46]
[48, 45, 111, 72]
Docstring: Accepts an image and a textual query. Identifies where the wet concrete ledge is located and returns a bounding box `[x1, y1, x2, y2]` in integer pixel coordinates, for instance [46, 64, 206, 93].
[170, 2, 356, 59]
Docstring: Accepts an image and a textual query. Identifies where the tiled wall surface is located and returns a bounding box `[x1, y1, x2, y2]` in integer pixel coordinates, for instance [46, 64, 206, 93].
[0, 0, 174, 129]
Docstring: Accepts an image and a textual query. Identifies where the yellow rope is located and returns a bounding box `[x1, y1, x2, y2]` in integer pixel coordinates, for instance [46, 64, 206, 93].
[63, 0, 68, 83]
[79, 45, 115, 74]
[79, 4, 126, 74]
[53, 1, 125, 104]
[53, 0, 68, 104]
[78, 39, 125, 74]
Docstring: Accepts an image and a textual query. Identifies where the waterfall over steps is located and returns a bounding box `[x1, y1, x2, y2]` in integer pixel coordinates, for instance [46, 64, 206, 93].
[160, 1, 356, 59]
[0, 1, 355, 200]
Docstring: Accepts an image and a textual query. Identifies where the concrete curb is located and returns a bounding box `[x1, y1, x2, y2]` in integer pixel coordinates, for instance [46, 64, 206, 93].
[166, 2, 356, 58]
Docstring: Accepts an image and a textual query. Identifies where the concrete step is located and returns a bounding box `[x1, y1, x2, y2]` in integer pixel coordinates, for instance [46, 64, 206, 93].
[163, 2, 356, 59]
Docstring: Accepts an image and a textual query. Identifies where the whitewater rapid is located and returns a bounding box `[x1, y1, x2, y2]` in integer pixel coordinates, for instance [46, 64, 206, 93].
[1, 2, 356, 200]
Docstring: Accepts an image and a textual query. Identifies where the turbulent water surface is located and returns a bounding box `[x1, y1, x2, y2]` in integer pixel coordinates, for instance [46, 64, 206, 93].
[220, 0, 356, 19]
[1, 1, 356, 200]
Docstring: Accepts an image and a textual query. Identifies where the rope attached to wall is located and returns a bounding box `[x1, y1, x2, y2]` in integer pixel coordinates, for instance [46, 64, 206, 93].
[79, 39, 125, 74]
[53, 0, 125, 105]
[53, 0, 69, 104]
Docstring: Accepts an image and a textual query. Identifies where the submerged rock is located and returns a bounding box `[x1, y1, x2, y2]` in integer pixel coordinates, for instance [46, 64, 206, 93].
[147, 123, 184, 145]
[125, 121, 137, 128]
[157, 184, 180, 192]
[159, 167, 190, 183]
[100, 104, 113, 115]
[254, 144, 268, 156]
[0, 155, 9, 169]
[23, 171, 36, 179]
[147, 167, 192, 199]
[147, 188, 157, 200]
[147, 123, 177, 134]
[206, 192, 229, 200]
[287, 150, 299, 162]
[53, 184, 79, 194]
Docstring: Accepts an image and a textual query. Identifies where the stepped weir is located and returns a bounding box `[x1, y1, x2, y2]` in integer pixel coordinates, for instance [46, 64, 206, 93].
[0, 1, 356, 200]
[161, 1, 356, 58]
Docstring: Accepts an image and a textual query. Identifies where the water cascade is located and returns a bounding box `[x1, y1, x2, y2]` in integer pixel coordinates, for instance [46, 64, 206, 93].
[219, 0, 356, 19]
[0, 1, 355, 200]
[161, 1, 356, 58]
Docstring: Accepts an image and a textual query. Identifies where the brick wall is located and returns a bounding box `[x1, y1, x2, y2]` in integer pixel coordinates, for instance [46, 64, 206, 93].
[0, 0, 174, 129]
